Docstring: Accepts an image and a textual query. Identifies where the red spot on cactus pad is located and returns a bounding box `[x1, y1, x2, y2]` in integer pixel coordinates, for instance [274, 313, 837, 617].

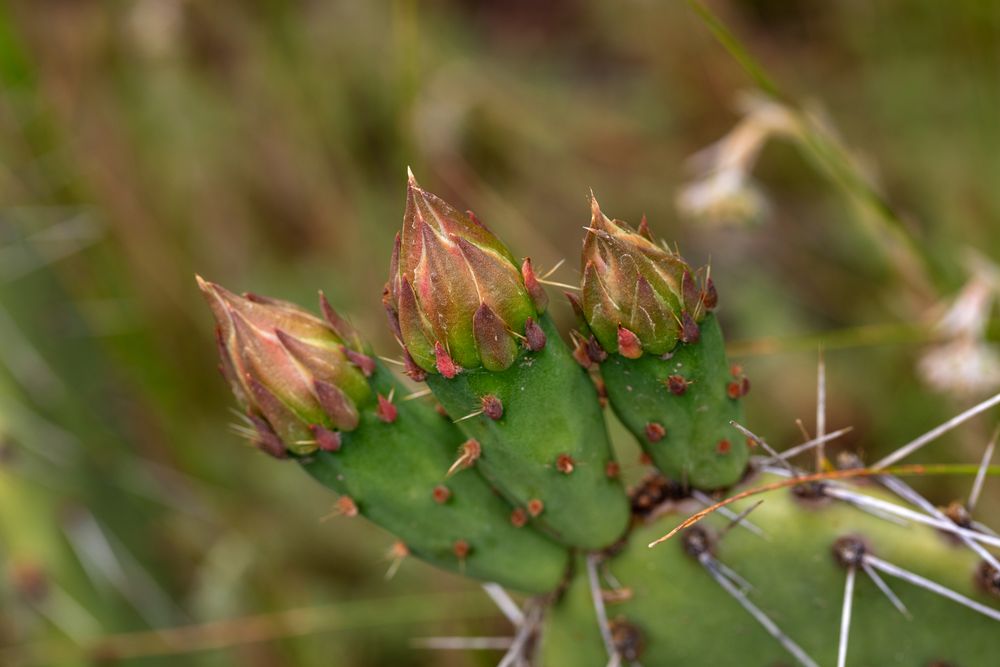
[481, 394, 503, 420]
[432, 485, 451, 504]
[645, 422, 667, 442]
[527, 499, 545, 517]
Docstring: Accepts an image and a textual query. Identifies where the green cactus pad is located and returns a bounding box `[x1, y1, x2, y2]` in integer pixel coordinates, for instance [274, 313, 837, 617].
[599, 314, 749, 489]
[541, 473, 1000, 665]
[426, 315, 630, 550]
[300, 363, 570, 593]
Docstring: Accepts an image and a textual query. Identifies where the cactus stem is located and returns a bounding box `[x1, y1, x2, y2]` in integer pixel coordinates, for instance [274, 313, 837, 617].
[836, 563, 856, 667]
[482, 582, 525, 626]
[968, 426, 998, 512]
[446, 439, 482, 477]
[695, 545, 820, 667]
[864, 554, 1000, 622]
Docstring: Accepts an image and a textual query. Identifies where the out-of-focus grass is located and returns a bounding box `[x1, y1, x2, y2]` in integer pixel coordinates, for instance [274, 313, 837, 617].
[1, 1, 998, 664]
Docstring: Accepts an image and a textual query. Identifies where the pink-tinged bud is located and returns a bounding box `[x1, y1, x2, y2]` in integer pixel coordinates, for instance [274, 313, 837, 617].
[524, 317, 546, 352]
[434, 342, 460, 379]
[637, 214, 653, 241]
[473, 303, 518, 371]
[702, 277, 718, 310]
[376, 393, 398, 423]
[617, 326, 643, 359]
[311, 425, 342, 452]
[587, 335, 608, 363]
[521, 257, 549, 313]
[198, 277, 373, 456]
[570, 331, 593, 369]
[580, 196, 714, 357]
[249, 414, 288, 459]
[345, 349, 375, 377]
[679, 311, 700, 344]
[385, 173, 537, 374]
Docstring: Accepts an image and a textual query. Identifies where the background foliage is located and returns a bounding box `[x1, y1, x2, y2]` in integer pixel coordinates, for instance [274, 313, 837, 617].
[1, 1, 998, 664]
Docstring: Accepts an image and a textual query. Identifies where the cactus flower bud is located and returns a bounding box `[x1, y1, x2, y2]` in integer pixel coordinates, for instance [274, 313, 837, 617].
[581, 196, 714, 357]
[384, 172, 539, 375]
[198, 277, 372, 456]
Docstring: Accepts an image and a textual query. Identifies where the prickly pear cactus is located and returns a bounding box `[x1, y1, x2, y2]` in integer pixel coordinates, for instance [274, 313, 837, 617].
[577, 196, 749, 490]
[382, 174, 630, 550]
[199, 173, 1000, 665]
[198, 279, 569, 593]
[542, 473, 1000, 665]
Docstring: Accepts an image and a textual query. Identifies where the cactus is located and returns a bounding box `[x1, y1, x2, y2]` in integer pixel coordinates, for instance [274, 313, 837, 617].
[541, 472, 1000, 665]
[577, 196, 749, 490]
[199, 174, 1000, 665]
[198, 278, 570, 594]
[381, 174, 630, 550]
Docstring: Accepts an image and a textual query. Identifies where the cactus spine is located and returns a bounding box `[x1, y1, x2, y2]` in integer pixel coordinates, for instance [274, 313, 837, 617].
[579, 197, 749, 489]
[383, 175, 630, 549]
[199, 279, 570, 593]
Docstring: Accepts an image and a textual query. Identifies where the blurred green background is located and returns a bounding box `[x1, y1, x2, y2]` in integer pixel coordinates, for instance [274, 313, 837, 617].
[1, 1, 999, 665]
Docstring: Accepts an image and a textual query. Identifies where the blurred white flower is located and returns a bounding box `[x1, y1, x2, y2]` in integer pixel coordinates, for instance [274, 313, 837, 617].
[126, 0, 184, 60]
[676, 93, 798, 227]
[675, 168, 768, 226]
[918, 255, 1000, 395]
[918, 338, 1000, 395]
